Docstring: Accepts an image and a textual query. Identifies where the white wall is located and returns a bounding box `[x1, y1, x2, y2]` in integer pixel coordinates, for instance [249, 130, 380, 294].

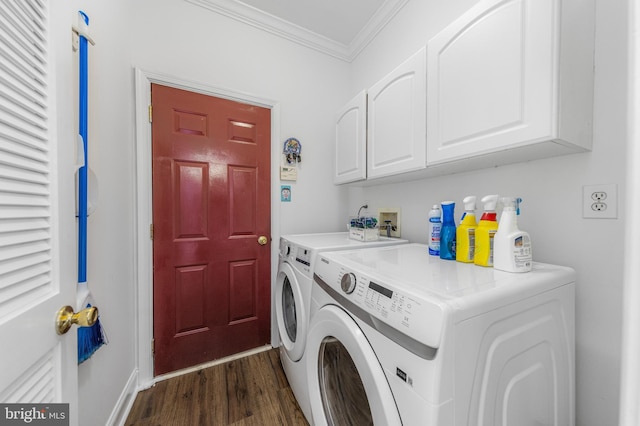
[346, 0, 627, 425]
[59, 0, 352, 423]
[48, 1, 138, 425]
[130, 0, 351, 235]
[53, 0, 628, 423]
[56, 0, 139, 424]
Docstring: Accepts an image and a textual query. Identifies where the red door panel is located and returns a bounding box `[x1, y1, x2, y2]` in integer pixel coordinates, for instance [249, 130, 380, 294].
[151, 84, 271, 375]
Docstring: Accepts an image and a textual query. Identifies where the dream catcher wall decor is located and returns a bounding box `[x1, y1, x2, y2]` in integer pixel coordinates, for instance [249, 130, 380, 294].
[283, 137, 302, 164]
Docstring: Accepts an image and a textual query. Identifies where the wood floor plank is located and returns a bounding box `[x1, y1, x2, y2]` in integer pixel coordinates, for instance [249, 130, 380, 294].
[265, 348, 291, 389]
[277, 387, 309, 426]
[225, 357, 253, 423]
[200, 361, 229, 425]
[161, 373, 197, 425]
[126, 348, 308, 426]
[126, 380, 169, 424]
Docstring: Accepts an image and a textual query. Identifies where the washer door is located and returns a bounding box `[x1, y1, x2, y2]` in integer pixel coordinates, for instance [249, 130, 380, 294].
[275, 261, 307, 361]
[307, 305, 401, 426]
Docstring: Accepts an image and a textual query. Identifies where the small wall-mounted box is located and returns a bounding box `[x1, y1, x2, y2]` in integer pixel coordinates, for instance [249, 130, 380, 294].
[378, 208, 401, 238]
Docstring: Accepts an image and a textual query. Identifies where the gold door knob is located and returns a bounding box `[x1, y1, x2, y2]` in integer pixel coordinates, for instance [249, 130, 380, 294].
[258, 235, 268, 245]
[55, 305, 98, 335]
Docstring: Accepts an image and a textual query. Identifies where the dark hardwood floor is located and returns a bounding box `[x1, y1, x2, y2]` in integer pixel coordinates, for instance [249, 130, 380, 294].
[125, 348, 309, 426]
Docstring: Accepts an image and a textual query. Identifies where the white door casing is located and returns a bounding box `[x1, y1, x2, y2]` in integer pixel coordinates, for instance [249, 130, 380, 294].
[134, 69, 282, 386]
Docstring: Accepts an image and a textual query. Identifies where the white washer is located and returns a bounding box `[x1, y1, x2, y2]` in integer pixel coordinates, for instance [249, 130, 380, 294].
[307, 243, 575, 426]
[276, 232, 408, 423]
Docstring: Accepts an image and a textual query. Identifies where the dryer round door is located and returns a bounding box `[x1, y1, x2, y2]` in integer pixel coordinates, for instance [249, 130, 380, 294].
[306, 304, 401, 426]
[275, 261, 307, 361]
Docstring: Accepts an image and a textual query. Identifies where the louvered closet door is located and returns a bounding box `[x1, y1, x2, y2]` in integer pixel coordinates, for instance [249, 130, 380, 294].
[0, 0, 78, 417]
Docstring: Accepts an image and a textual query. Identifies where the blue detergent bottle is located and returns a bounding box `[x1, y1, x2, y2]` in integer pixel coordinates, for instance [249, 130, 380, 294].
[439, 201, 456, 260]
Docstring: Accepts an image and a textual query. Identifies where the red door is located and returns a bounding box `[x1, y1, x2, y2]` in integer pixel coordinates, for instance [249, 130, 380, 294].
[151, 84, 271, 375]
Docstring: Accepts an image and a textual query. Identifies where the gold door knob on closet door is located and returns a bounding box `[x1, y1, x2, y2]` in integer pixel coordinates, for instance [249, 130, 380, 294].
[55, 305, 98, 335]
[258, 236, 268, 245]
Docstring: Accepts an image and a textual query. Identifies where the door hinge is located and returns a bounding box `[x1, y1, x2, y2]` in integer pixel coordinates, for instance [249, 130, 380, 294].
[148, 105, 153, 123]
[150, 223, 154, 240]
[151, 338, 155, 355]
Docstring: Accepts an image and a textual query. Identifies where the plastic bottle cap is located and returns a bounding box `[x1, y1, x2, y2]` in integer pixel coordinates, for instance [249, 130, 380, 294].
[463, 196, 476, 211]
[481, 194, 499, 211]
[500, 197, 523, 214]
[501, 197, 515, 209]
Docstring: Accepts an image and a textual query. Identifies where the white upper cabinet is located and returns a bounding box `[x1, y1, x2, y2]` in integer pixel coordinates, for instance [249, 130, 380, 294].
[367, 47, 427, 179]
[426, 0, 594, 166]
[334, 90, 367, 184]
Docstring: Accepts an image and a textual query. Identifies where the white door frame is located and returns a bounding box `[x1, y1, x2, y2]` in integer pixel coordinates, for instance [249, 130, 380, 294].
[133, 68, 281, 388]
[619, 1, 640, 423]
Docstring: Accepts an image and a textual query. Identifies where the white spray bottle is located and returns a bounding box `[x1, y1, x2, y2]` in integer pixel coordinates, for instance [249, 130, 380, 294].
[494, 197, 532, 273]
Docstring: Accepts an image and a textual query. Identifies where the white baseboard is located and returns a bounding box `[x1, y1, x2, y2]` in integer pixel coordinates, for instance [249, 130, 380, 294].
[106, 368, 139, 426]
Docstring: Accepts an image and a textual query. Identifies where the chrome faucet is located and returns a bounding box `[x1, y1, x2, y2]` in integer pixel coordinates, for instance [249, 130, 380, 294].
[383, 220, 396, 237]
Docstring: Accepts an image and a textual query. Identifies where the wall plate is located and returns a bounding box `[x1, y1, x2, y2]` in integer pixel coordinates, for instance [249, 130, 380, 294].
[378, 208, 401, 238]
[582, 184, 617, 219]
[280, 166, 297, 181]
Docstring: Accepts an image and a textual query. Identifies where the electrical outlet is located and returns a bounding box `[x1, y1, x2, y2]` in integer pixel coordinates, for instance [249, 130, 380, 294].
[591, 192, 607, 202]
[583, 184, 617, 219]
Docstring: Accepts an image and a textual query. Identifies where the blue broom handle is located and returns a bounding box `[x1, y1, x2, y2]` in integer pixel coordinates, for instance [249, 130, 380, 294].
[78, 11, 89, 284]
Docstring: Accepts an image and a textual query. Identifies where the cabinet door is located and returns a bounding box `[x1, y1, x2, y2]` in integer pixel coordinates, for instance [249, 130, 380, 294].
[334, 90, 367, 184]
[367, 47, 427, 179]
[426, 0, 557, 165]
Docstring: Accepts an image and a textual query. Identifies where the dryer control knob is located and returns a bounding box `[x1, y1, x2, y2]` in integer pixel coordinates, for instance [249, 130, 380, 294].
[340, 273, 357, 294]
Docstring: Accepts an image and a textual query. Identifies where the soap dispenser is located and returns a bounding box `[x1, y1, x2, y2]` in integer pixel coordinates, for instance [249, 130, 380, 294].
[456, 196, 477, 263]
[494, 197, 532, 272]
[474, 194, 499, 267]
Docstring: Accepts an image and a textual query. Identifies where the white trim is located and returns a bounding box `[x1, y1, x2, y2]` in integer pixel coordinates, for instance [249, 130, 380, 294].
[348, 0, 409, 60]
[183, 0, 408, 62]
[619, 0, 640, 424]
[106, 369, 138, 426]
[153, 344, 272, 383]
[133, 68, 281, 390]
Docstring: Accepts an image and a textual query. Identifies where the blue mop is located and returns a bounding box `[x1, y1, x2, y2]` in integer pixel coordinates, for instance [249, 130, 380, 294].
[76, 11, 106, 364]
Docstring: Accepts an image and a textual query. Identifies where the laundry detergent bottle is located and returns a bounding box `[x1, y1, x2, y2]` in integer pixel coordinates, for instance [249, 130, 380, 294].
[494, 197, 532, 272]
[474, 195, 499, 267]
[428, 204, 441, 256]
[439, 201, 456, 260]
[456, 196, 477, 263]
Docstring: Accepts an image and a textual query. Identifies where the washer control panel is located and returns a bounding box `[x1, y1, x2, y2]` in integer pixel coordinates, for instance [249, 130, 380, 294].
[315, 256, 444, 349]
[357, 273, 416, 327]
[279, 239, 313, 277]
[340, 273, 357, 294]
[295, 247, 311, 273]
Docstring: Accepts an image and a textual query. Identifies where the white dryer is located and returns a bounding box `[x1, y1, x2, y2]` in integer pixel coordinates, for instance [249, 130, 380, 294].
[307, 243, 575, 426]
[276, 232, 407, 423]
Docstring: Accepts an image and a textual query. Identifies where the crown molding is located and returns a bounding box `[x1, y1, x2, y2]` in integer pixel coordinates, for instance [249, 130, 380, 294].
[348, 0, 409, 60]
[184, 0, 408, 62]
